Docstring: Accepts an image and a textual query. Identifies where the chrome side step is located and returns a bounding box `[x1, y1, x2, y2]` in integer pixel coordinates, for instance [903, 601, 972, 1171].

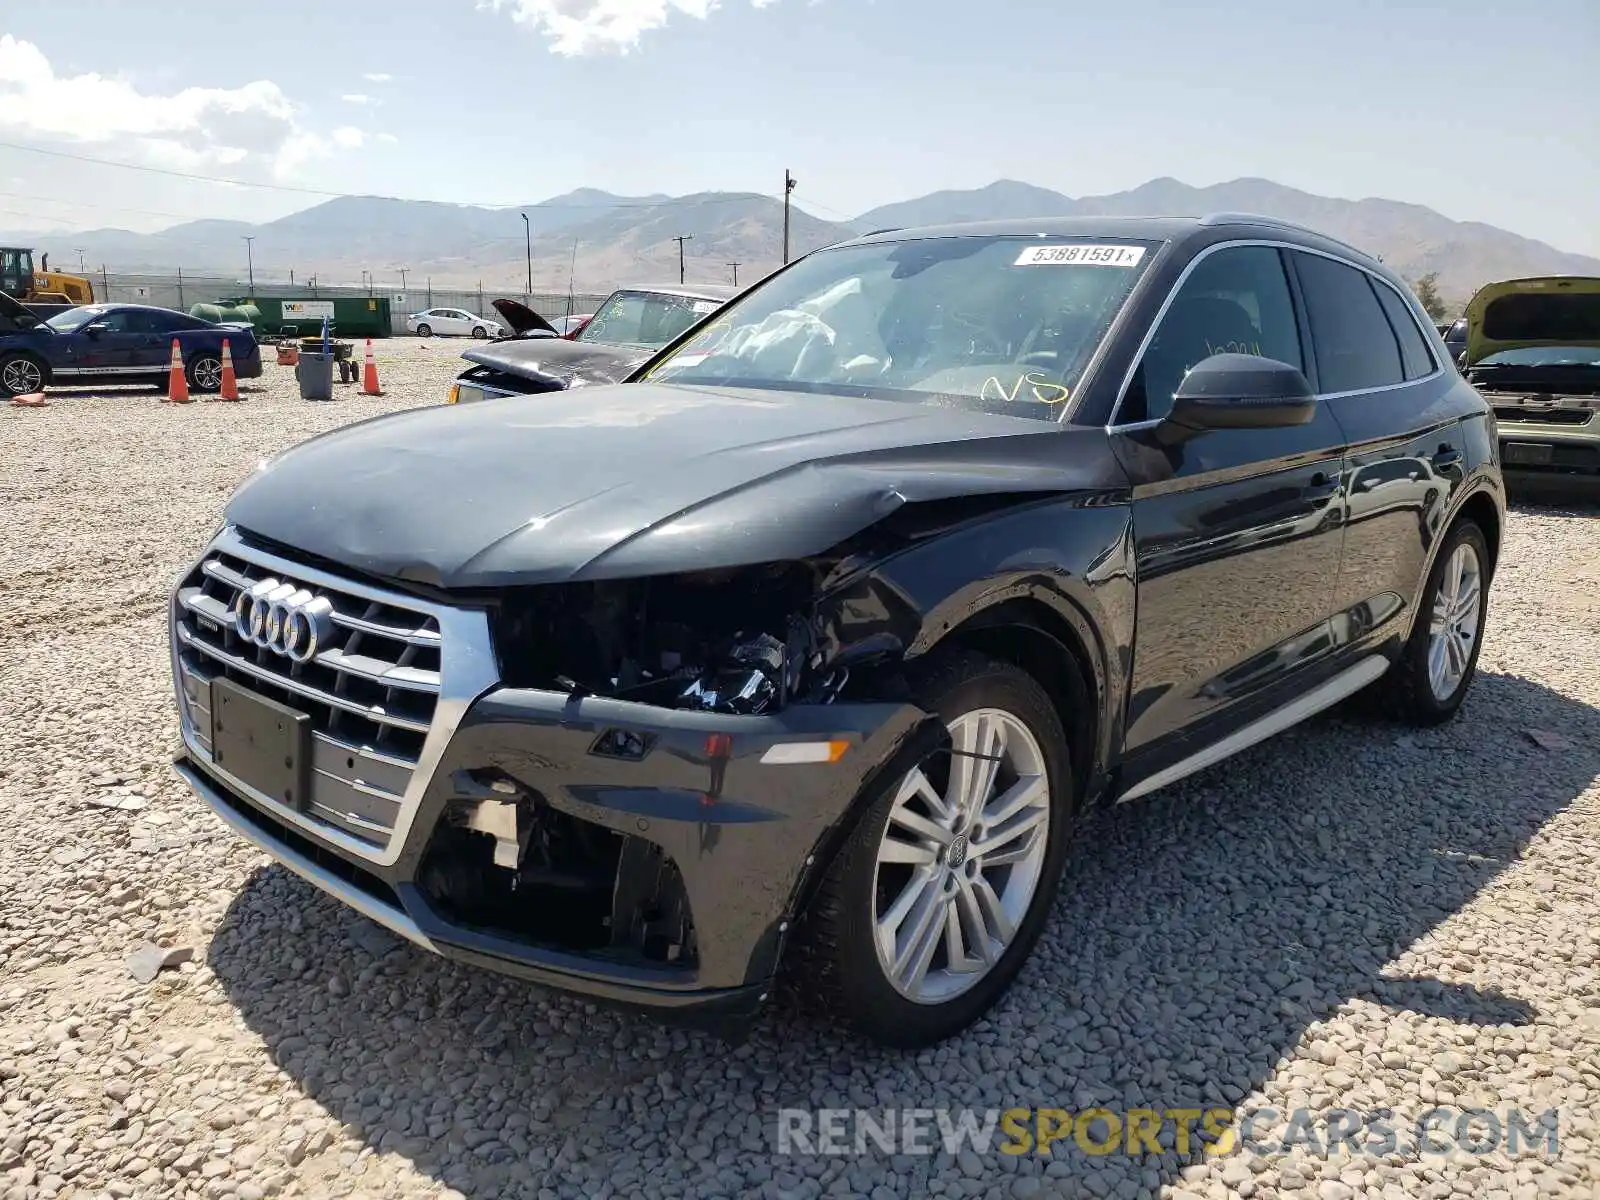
[1116, 656, 1391, 804]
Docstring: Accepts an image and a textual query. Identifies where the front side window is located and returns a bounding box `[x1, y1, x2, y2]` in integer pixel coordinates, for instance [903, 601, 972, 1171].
[645, 237, 1158, 419]
[1293, 252, 1406, 393]
[1122, 246, 1304, 423]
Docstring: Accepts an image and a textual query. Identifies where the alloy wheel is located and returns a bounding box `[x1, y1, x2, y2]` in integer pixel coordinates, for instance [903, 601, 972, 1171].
[191, 357, 223, 391]
[3, 358, 43, 395]
[1427, 541, 1482, 701]
[871, 708, 1051, 1004]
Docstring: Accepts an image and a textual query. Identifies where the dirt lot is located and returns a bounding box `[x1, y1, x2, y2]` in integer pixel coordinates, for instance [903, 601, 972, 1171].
[1, 342, 1597, 1200]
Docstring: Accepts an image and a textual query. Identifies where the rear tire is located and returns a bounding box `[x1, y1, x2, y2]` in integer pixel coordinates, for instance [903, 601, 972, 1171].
[1370, 518, 1490, 725]
[0, 353, 48, 398]
[792, 651, 1073, 1048]
[416, 323, 432, 338]
[187, 354, 223, 393]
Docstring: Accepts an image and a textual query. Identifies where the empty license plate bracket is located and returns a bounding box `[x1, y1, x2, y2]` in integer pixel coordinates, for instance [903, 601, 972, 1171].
[209, 678, 312, 809]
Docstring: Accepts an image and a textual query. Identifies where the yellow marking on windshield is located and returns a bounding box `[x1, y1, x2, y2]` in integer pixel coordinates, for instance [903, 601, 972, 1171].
[981, 371, 1071, 406]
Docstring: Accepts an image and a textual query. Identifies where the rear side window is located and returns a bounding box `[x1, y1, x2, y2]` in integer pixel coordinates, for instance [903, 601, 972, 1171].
[1123, 245, 1304, 422]
[1371, 282, 1436, 380]
[1293, 252, 1405, 393]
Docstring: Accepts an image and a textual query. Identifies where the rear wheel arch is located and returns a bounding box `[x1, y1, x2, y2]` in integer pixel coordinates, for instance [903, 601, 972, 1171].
[1457, 490, 1500, 572]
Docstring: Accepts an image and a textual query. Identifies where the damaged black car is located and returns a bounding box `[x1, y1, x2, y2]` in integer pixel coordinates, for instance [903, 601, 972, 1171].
[170, 216, 1503, 1047]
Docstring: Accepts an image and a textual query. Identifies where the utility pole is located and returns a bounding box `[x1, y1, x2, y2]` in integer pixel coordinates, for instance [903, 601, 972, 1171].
[673, 234, 694, 285]
[397, 266, 408, 296]
[74, 247, 86, 273]
[521, 213, 532, 299]
[242, 236, 256, 292]
[426, 276, 432, 308]
[565, 239, 578, 322]
[782, 169, 797, 264]
[726, 261, 742, 288]
[177, 265, 184, 310]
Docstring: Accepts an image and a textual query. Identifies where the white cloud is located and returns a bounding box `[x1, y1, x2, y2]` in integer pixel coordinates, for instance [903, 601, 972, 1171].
[376, 133, 400, 144]
[480, 0, 783, 56]
[362, 72, 393, 83]
[0, 35, 369, 179]
[340, 93, 376, 105]
[331, 126, 366, 149]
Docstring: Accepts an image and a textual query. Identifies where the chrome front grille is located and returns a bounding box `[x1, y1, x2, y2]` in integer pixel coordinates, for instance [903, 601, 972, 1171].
[170, 526, 499, 864]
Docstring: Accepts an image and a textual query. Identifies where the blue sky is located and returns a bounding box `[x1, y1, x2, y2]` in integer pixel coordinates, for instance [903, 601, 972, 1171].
[1, 0, 1596, 254]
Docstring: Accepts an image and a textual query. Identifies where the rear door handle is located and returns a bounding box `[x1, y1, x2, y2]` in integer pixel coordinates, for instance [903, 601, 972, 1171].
[1432, 447, 1465, 473]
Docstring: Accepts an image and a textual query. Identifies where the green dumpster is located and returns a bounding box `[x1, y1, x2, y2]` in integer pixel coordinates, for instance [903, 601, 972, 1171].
[201, 296, 393, 340]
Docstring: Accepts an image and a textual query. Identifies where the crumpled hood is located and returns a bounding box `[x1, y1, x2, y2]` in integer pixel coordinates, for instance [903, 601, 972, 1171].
[462, 337, 648, 390]
[226, 383, 1113, 588]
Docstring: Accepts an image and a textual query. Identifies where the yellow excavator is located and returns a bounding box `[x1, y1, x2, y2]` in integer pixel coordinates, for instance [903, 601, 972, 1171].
[0, 247, 95, 312]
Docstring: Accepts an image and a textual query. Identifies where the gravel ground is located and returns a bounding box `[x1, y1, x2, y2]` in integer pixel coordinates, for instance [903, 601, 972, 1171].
[2, 345, 1598, 1200]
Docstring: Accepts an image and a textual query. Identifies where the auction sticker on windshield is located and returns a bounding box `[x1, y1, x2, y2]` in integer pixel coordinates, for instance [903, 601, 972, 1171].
[1014, 244, 1146, 268]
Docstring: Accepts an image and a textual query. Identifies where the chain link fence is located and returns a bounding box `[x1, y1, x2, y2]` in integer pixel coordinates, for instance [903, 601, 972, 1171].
[89, 272, 611, 334]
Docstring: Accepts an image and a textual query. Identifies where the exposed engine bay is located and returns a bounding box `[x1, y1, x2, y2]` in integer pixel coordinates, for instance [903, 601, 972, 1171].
[492, 561, 869, 717]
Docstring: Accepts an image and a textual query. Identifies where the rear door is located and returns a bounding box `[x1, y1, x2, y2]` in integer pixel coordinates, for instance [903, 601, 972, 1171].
[1111, 243, 1349, 784]
[1288, 250, 1469, 653]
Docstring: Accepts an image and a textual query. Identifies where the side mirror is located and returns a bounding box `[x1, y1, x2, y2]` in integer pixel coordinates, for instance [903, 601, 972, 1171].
[84, 322, 110, 338]
[1167, 353, 1316, 432]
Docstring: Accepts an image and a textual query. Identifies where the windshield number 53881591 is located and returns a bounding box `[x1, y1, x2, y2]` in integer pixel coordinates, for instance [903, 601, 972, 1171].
[1014, 244, 1146, 268]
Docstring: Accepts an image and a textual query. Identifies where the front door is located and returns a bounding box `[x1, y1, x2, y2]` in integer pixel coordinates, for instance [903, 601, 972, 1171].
[1110, 244, 1348, 782]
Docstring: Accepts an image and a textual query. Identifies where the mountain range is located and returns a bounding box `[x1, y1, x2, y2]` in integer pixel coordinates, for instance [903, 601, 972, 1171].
[8, 177, 1597, 307]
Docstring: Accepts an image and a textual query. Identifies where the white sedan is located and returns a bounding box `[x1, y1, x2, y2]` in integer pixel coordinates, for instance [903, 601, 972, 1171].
[405, 308, 503, 339]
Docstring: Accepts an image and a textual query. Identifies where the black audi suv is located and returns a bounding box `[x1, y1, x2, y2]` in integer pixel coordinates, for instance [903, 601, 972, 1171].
[169, 214, 1503, 1047]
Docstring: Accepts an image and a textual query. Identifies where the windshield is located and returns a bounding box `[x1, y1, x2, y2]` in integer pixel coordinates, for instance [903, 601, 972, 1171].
[45, 305, 108, 333]
[644, 236, 1158, 420]
[578, 290, 721, 347]
[1475, 346, 1600, 368]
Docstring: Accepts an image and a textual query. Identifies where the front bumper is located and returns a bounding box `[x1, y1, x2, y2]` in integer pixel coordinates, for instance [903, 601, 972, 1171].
[175, 670, 926, 1023]
[1496, 423, 1600, 480]
[1491, 400, 1600, 481]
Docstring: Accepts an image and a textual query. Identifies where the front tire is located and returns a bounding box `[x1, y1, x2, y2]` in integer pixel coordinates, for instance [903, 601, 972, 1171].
[1373, 518, 1490, 725]
[794, 651, 1073, 1047]
[0, 353, 48, 398]
[471, 325, 487, 339]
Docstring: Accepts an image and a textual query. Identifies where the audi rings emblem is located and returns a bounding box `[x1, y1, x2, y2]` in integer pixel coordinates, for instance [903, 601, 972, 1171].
[234, 578, 335, 663]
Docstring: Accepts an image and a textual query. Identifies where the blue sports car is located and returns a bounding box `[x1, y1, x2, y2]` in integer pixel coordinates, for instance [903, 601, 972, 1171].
[0, 292, 263, 398]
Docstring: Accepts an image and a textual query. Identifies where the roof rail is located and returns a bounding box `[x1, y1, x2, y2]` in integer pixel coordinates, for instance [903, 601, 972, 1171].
[1198, 212, 1375, 261]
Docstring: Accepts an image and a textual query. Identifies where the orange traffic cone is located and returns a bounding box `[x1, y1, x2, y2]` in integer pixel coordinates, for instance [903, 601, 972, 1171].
[361, 339, 382, 396]
[218, 338, 240, 401]
[164, 339, 191, 404]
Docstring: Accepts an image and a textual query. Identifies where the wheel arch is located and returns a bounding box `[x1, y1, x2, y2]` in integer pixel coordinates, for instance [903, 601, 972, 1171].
[934, 597, 1102, 812]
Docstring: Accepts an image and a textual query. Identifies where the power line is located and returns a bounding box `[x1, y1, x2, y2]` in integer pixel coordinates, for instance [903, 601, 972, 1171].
[0, 140, 855, 219]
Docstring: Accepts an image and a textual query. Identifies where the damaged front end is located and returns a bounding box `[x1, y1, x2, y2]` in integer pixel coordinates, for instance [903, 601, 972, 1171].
[491, 560, 901, 716]
[396, 557, 927, 1016]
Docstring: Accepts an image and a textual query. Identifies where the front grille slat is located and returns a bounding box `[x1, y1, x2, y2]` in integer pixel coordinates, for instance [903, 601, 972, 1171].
[175, 544, 446, 847]
[177, 626, 432, 734]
